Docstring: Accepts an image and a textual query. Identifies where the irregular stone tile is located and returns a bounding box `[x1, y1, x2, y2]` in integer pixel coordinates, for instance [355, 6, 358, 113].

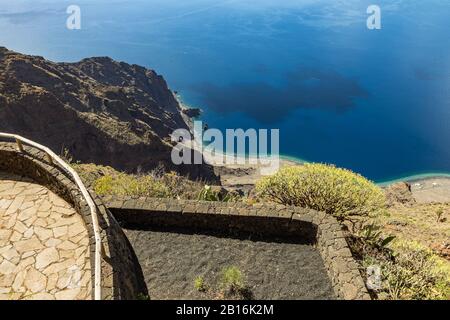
[24, 269, 47, 293]
[22, 251, 35, 259]
[53, 226, 68, 238]
[18, 201, 34, 212]
[59, 250, 75, 260]
[20, 186, 46, 196]
[54, 206, 76, 217]
[76, 288, 90, 300]
[23, 216, 37, 228]
[0, 182, 15, 192]
[46, 273, 58, 292]
[72, 233, 86, 244]
[0, 259, 16, 274]
[0, 199, 13, 210]
[13, 236, 44, 253]
[13, 257, 34, 273]
[23, 227, 34, 239]
[57, 240, 78, 251]
[0, 273, 15, 287]
[48, 216, 79, 228]
[49, 192, 69, 208]
[18, 207, 37, 221]
[38, 200, 52, 212]
[1, 247, 19, 261]
[4, 214, 17, 229]
[37, 211, 50, 219]
[0, 188, 25, 198]
[0, 245, 9, 255]
[9, 231, 22, 242]
[12, 270, 26, 292]
[34, 226, 53, 241]
[45, 238, 62, 247]
[8, 292, 23, 300]
[0, 287, 11, 295]
[42, 258, 77, 275]
[25, 292, 55, 300]
[33, 218, 48, 227]
[13, 220, 27, 234]
[68, 223, 85, 237]
[35, 248, 59, 270]
[55, 288, 81, 300]
[5, 196, 25, 216]
[0, 229, 12, 241]
[75, 247, 86, 259]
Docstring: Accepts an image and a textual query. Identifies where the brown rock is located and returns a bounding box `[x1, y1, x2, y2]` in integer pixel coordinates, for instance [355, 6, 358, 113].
[385, 182, 416, 206]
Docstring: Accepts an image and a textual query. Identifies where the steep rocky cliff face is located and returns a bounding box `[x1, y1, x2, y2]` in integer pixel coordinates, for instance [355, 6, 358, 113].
[0, 47, 216, 180]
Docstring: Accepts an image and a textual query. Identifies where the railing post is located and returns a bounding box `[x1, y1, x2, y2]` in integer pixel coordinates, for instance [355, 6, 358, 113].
[45, 152, 53, 164]
[15, 138, 24, 152]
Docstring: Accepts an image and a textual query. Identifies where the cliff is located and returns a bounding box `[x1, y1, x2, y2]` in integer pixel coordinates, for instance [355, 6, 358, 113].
[0, 47, 216, 180]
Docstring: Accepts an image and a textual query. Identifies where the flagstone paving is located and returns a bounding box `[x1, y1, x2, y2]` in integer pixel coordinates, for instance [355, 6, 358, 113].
[0, 171, 92, 300]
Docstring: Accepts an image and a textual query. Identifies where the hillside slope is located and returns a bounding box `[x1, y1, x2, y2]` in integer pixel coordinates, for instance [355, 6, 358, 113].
[0, 47, 215, 180]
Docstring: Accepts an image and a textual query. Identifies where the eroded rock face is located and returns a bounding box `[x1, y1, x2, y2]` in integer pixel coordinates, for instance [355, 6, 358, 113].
[0, 47, 216, 181]
[385, 182, 416, 206]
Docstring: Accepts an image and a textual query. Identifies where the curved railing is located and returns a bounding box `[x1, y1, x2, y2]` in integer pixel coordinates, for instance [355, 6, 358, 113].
[0, 133, 102, 300]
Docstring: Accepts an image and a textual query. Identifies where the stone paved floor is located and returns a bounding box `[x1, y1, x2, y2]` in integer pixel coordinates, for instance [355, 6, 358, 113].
[0, 172, 92, 300]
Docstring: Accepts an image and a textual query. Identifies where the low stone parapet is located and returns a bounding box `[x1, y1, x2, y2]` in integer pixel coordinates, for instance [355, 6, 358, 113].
[103, 196, 370, 300]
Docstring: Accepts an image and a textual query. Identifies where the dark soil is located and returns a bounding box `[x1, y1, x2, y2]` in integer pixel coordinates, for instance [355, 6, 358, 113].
[124, 227, 335, 300]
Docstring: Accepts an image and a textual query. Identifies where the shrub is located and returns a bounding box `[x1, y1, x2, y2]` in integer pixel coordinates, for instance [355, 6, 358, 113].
[136, 293, 150, 300]
[197, 185, 240, 202]
[255, 163, 386, 221]
[194, 276, 207, 292]
[94, 174, 170, 198]
[380, 241, 449, 300]
[74, 163, 208, 200]
[220, 266, 245, 295]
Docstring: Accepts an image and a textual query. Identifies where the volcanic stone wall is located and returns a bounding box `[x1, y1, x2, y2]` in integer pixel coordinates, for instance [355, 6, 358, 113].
[103, 196, 371, 300]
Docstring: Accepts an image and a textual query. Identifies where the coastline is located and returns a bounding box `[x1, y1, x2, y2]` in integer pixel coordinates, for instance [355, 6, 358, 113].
[175, 93, 450, 191]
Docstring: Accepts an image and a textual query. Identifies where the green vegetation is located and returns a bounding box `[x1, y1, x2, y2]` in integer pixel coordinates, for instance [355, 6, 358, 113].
[194, 276, 207, 292]
[192, 268, 251, 299]
[435, 207, 444, 222]
[136, 293, 150, 300]
[73, 161, 449, 300]
[219, 266, 245, 295]
[73, 163, 209, 200]
[255, 163, 386, 221]
[73, 163, 242, 201]
[256, 163, 449, 300]
[197, 185, 239, 202]
[358, 223, 395, 248]
[362, 241, 449, 300]
[94, 174, 170, 198]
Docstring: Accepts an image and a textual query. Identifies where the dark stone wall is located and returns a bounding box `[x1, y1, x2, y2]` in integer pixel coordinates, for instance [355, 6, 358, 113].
[103, 196, 371, 300]
[0, 142, 147, 299]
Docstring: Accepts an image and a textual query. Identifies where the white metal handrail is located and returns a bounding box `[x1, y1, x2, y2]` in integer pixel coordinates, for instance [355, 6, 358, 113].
[0, 133, 102, 300]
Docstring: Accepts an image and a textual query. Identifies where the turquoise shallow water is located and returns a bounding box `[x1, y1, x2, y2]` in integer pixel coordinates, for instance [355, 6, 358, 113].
[0, 0, 449, 182]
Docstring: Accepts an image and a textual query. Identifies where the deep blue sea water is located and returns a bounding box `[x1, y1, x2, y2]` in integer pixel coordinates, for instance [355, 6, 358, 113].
[0, 0, 449, 182]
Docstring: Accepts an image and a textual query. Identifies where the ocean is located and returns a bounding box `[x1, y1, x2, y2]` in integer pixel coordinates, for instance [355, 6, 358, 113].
[0, 0, 449, 182]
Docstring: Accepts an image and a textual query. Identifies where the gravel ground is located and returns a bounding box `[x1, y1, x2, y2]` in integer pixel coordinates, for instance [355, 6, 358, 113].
[124, 227, 335, 300]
